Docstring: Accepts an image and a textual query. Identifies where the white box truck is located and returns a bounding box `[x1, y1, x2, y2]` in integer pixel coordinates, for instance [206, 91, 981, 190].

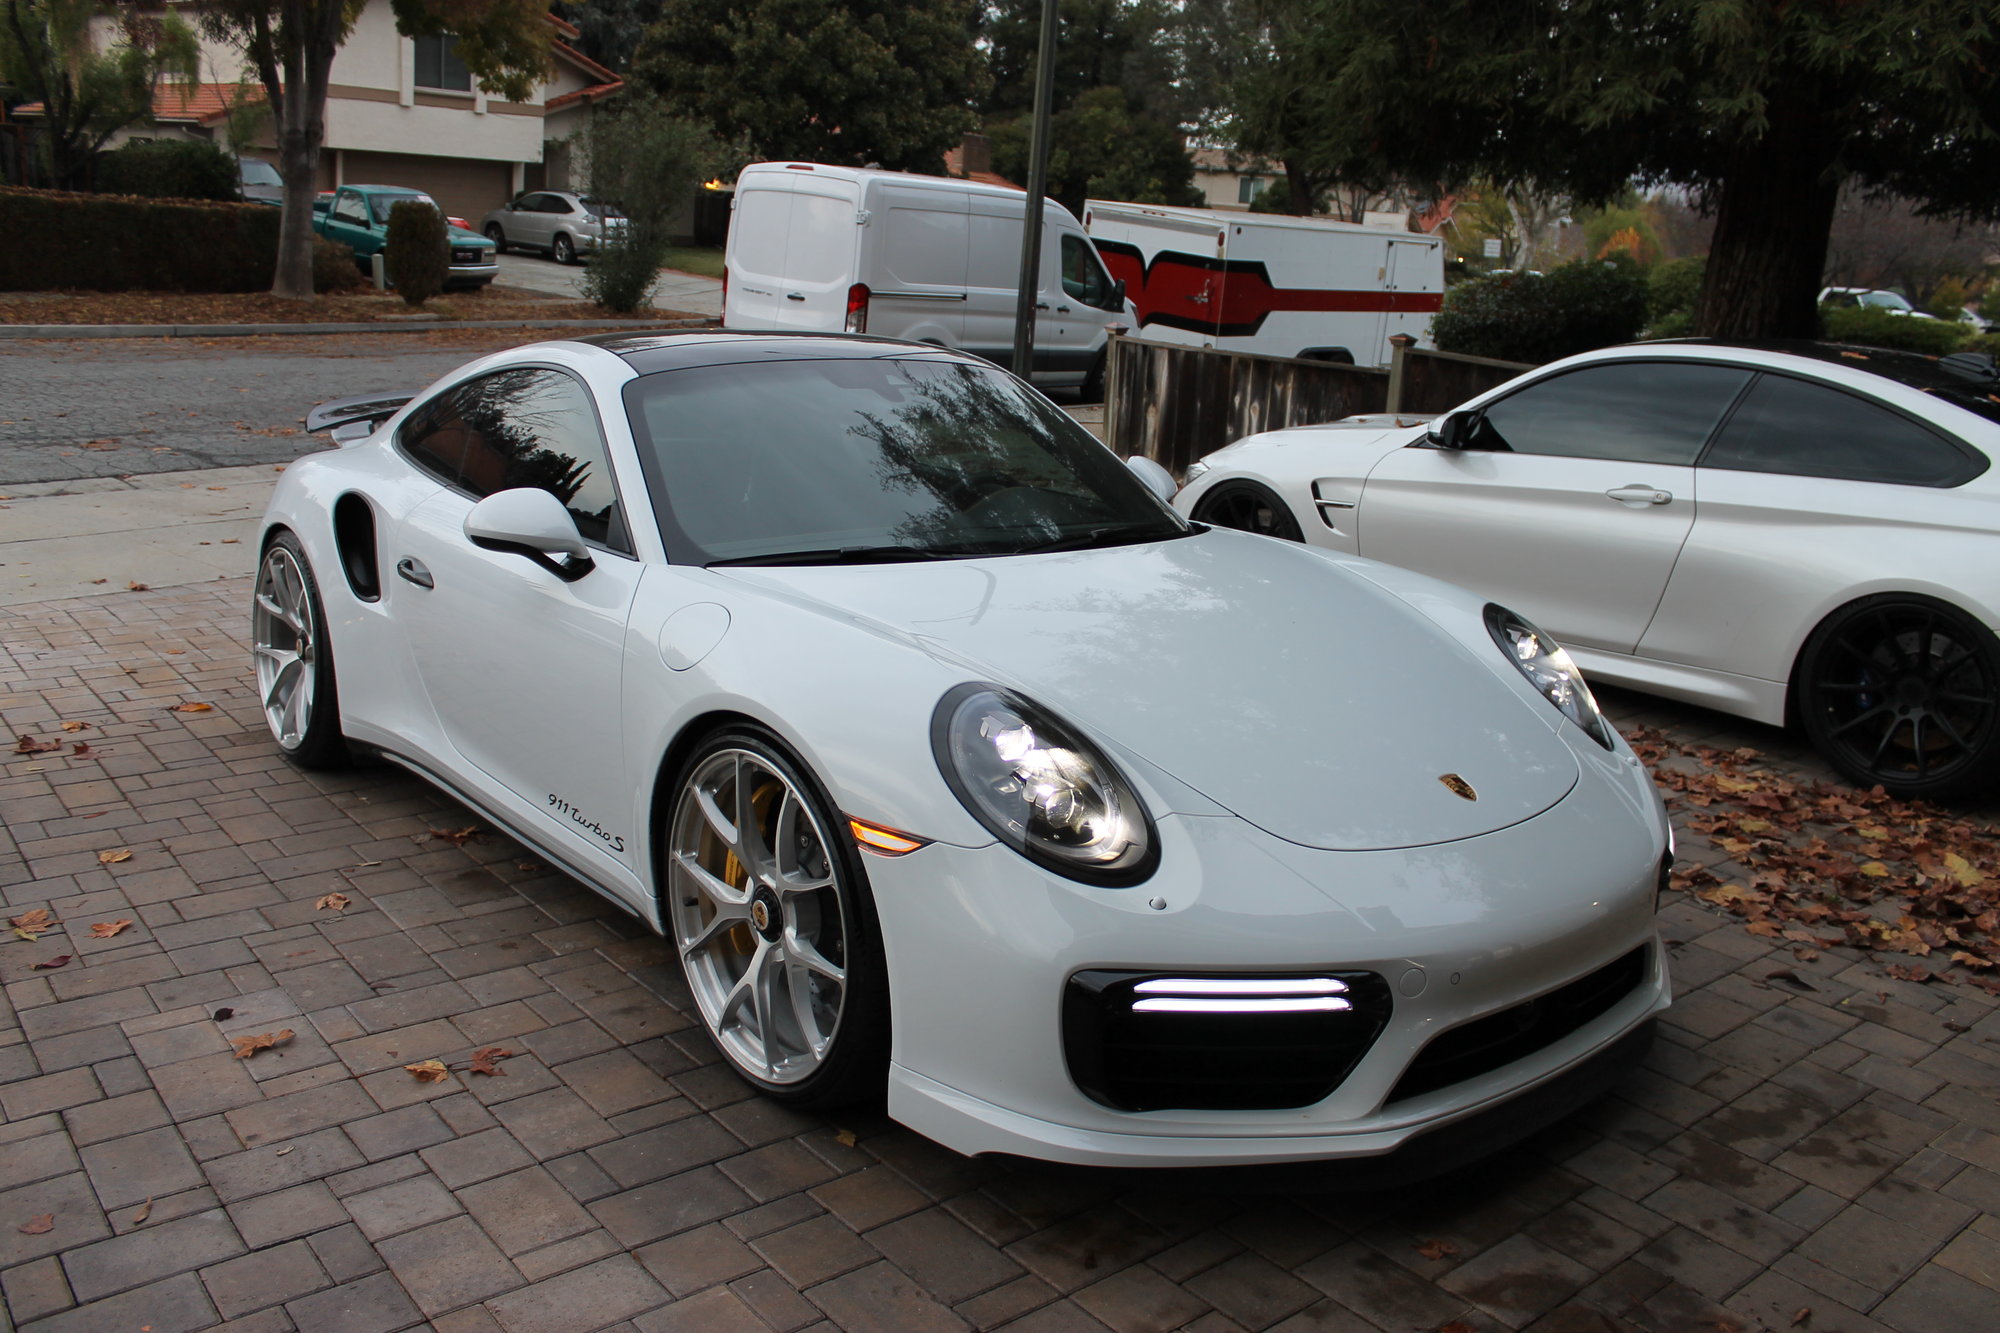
[1083, 201, 1444, 367]
[723, 162, 1136, 394]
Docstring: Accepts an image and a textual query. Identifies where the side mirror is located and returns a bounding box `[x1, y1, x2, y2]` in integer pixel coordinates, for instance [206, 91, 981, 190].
[1427, 412, 1472, 450]
[464, 488, 594, 580]
[1125, 455, 1178, 505]
[1111, 278, 1127, 307]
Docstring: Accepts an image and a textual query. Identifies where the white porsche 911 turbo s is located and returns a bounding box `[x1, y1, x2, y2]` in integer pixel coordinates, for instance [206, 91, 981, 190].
[256, 332, 1670, 1168]
[1177, 341, 2000, 801]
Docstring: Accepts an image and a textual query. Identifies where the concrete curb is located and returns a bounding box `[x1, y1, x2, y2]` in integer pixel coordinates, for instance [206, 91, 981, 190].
[0, 316, 718, 340]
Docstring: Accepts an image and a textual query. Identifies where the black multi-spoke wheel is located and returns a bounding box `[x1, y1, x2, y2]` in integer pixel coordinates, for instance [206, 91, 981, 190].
[251, 531, 347, 770]
[663, 727, 890, 1107]
[1190, 481, 1305, 542]
[1797, 595, 2000, 799]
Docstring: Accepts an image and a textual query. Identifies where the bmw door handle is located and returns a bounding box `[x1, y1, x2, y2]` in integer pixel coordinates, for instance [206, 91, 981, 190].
[1605, 485, 1673, 506]
[395, 556, 434, 589]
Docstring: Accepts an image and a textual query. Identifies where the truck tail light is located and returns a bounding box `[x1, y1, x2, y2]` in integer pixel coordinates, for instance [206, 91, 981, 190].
[845, 283, 870, 334]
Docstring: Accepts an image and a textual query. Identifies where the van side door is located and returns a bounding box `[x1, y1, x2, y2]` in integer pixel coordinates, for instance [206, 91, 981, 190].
[723, 176, 796, 330]
[867, 185, 967, 346]
[772, 180, 863, 333]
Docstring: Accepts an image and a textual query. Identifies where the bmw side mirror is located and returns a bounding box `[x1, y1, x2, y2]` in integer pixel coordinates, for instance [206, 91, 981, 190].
[1428, 412, 1471, 450]
[1125, 455, 1178, 505]
[464, 488, 594, 581]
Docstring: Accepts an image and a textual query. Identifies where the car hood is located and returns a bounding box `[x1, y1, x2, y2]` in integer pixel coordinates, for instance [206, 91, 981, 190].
[446, 224, 492, 247]
[722, 531, 1578, 851]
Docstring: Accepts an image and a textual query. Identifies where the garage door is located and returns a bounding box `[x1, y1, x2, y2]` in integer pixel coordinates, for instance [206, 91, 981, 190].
[338, 152, 515, 227]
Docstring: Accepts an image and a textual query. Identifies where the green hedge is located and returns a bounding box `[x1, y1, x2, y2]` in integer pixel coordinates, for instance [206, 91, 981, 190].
[1432, 258, 1651, 363]
[1819, 304, 1970, 356]
[0, 186, 279, 292]
[96, 140, 240, 203]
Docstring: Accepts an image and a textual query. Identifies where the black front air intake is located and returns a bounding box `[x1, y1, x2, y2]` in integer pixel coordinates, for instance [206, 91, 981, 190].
[1062, 969, 1393, 1112]
[1387, 944, 1650, 1105]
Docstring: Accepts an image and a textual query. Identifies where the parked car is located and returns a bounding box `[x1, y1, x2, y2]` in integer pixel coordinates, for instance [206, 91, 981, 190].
[236, 156, 283, 206]
[313, 184, 498, 290]
[481, 190, 627, 264]
[724, 163, 1135, 397]
[262, 331, 1669, 1168]
[1819, 286, 1937, 319]
[1176, 341, 2000, 798]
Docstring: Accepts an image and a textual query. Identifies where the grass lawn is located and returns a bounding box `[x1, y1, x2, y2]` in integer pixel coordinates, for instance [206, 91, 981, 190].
[659, 245, 725, 278]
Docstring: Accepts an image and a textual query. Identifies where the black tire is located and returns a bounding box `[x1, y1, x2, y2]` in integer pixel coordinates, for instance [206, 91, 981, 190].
[484, 224, 508, 254]
[1795, 593, 2000, 799]
[251, 531, 347, 770]
[1190, 481, 1306, 542]
[661, 725, 891, 1108]
[552, 233, 576, 265]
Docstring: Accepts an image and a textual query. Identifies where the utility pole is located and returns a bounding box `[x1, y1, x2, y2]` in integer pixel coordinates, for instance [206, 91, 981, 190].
[1009, 0, 1059, 379]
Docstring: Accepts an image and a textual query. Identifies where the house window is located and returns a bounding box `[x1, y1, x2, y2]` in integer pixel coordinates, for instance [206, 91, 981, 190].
[1238, 177, 1260, 205]
[414, 35, 472, 93]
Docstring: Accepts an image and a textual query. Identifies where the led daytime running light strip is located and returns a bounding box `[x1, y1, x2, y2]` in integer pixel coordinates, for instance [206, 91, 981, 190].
[1130, 977, 1352, 1015]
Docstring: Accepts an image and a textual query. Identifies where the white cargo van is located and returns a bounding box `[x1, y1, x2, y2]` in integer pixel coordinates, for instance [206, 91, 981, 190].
[1083, 201, 1444, 367]
[724, 162, 1135, 393]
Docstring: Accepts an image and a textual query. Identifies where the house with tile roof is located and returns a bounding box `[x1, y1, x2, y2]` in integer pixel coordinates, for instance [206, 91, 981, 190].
[12, 4, 620, 224]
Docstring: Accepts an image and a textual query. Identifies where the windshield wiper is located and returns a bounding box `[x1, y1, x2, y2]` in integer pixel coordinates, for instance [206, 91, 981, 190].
[708, 544, 985, 567]
[1012, 525, 1175, 555]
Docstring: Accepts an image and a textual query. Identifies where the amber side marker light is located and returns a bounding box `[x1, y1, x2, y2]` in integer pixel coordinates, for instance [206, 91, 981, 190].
[848, 818, 929, 857]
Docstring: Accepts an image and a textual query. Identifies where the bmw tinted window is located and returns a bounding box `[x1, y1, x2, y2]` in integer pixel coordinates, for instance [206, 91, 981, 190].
[1703, 373, 1983, 487]
[401, 370, 631, 551]
[1470, 362, 1752, 465]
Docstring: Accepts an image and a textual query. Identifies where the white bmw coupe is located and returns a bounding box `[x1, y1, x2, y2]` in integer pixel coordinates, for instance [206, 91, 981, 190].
[256, 333, 1670, 1168]
[1178, 342, 2000, 801]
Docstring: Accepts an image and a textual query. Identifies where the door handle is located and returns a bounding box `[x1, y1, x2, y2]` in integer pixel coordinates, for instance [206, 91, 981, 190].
[395, 556, 433, 589]
[1056, 304, 1071, 313]
[1035, 301, 1051, 310]
[1605, 485, 1673, 506]
[785, 291, 805, 301]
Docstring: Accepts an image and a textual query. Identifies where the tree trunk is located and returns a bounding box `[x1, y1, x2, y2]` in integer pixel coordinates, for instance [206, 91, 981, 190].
[268, 0, 343, 300]
[1695, 103, 1841, 340]
[1283, 158, 1313, 216]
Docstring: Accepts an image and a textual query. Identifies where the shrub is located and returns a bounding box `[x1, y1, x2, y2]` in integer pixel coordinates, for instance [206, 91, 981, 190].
[1649, 255, 1704, 322]
[383, 201, 447, 306]
[312, 235, 366, 293]
[0, 185, 277, 291]
[1819, 305, 1969, 355]
[1431, 257, 1650, 363]
[97, 140, 240, 202]
[580, 233, 660, 313]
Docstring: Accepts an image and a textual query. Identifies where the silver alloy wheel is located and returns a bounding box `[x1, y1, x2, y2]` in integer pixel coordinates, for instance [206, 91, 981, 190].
[668, 748, 850, 1084]
[252, 545, 317, 750]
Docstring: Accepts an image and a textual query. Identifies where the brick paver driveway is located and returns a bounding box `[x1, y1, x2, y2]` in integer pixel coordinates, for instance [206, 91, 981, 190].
[4, 581, 1999, 1333]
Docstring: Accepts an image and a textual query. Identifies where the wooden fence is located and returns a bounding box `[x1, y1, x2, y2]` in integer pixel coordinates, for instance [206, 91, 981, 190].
[1103, 335, 1533, 476]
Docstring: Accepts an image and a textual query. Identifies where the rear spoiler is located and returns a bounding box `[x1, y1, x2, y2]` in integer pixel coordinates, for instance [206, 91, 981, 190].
[304, 393, 415, 437]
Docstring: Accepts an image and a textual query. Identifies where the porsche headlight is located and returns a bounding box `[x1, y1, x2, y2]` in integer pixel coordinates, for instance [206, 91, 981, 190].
[932, 684, 1157, 884]
[1485, 605, 1615, 750]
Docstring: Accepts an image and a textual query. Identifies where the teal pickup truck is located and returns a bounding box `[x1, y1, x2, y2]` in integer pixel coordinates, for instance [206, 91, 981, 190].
[314, 184, 499, 290]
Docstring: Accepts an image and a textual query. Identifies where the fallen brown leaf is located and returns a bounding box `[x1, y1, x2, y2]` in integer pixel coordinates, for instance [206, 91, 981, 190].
[96, 850, 132, 866]
[834, 1129, 858, 1148]
[211, 1007, 235, 1021]
[404, 1059, 451, 1083]
[231, 1029, 294, 1059]
[88, 919, 133, 938]
[315, 892, 351, 913]
[466, 1046, 514, 1076]
[17, 1214, 53, 1235]
[59, 721, 89, 733]
[69, 742, 94, 758]
[13, 735, 60, 755]
[1764, 969, 1817, 992]
[31, 955, 71, 970]
[126, 581, 149, 591]
[426, 826, 483, 846]
[10, 908, 54, 933]
[168, 702, 213, 713]
[1416, 1239, 1459, 1261]
[1791, 1309, 1811, 1328]
[130, 1197, 152, 1226]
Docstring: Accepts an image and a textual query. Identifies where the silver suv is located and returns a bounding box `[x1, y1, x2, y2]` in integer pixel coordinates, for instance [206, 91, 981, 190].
[481, 191, 628, 265]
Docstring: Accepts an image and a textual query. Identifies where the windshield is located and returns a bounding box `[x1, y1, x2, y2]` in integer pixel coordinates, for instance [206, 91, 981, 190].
[238, 159, 281, 187]
[1861, 290, 1914, 312]
[369, 193, 435, 224]
[624, 356, 1188, 565]
[578, 196, 625, 218]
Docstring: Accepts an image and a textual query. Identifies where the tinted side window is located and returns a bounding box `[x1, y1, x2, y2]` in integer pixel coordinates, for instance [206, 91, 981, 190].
[402, 370, 631, 552]
[1471, 362, 1753, 465]
[1703, 374, 1982, 487]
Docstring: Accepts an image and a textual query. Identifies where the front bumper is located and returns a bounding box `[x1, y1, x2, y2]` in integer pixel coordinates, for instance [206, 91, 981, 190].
[445, 259, 499, 290]
[869, 731, 1670, 1166]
